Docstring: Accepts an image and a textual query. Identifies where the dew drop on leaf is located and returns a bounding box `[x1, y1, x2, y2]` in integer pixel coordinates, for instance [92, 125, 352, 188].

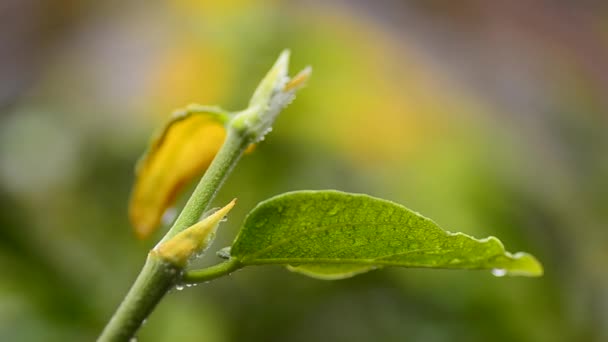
[491, 268, 507, 277]
[231, 191, 544, 279]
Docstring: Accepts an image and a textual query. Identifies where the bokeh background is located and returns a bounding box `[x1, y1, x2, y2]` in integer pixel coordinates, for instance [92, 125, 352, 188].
[1, 1, 607, 341]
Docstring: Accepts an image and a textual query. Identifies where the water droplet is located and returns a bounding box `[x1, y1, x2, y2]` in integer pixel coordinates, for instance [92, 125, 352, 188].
[255, 127, 273, 143]
[491, 268, 507, 277]
[217, 247, 231, 259]
[162, 208, 177, 225]
[129, 338, 138, 342]
[175, 284, 184, 291]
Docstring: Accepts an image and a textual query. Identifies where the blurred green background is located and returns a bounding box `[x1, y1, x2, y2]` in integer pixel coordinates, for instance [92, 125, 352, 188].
[1, 1, 607, 341]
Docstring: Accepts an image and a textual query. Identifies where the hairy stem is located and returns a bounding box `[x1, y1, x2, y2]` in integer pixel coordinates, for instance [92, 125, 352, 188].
[98, 129, 251, 341]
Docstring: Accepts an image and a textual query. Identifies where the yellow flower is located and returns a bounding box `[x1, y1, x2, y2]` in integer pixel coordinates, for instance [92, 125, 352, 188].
[129, 106, 228, 239]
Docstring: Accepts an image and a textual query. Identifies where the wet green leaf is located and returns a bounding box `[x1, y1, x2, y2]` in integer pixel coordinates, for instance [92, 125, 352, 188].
[231, 190, 543, 279]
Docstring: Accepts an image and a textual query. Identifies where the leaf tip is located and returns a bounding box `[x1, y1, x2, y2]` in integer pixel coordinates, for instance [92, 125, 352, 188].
[277, 49, 291, 64]
[504, 252, 544, 277]
[201, 198, 237, 228]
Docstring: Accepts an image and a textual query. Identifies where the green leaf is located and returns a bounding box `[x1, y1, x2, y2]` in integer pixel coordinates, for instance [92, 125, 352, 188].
[230, 190, 543, 279]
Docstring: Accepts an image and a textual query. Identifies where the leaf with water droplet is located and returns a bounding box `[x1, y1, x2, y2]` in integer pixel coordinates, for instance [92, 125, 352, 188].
[230, 190, 543, 279]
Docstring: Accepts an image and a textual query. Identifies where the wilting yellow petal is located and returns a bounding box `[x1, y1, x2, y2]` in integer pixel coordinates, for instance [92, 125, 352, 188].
[152, 199, 236, 267]
[130, 109, 227, 239]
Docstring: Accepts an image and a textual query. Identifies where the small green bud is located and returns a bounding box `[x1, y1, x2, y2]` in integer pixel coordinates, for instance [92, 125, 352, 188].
[230, 49, 311, 142]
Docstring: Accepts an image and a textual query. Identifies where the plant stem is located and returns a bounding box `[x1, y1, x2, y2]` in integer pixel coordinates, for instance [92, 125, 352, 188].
[99, 50, 307, 341]
[98, 255, 178, 342]
[182, 258, 242, 284]
[161, 129, 251, 243]
[98, 129, 251, 341]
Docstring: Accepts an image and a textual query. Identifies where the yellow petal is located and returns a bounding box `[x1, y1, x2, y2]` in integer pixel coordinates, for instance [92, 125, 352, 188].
[129, 107, 227, 239]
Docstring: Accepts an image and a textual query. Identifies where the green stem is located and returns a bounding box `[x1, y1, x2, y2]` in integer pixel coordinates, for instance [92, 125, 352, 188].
[161, 129, 251, 243]
[98, 255, 179, 342]
[182, 259, 243, 284]
[98, 128, 251, 342]
[99, 50, 306, 341]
